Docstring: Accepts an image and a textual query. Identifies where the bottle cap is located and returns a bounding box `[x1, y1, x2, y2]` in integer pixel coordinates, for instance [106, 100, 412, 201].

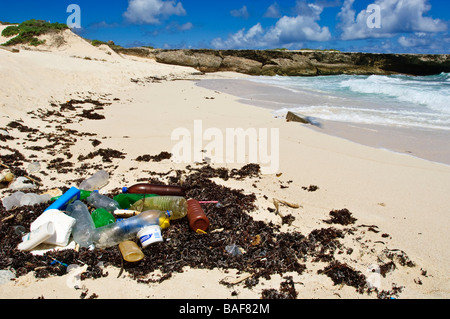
[189, 216, 210, 233]
[160, 218, 170, 230]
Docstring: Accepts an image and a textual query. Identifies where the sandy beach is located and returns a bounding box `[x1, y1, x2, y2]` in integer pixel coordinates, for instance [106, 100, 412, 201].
[1, 28, 449, 301]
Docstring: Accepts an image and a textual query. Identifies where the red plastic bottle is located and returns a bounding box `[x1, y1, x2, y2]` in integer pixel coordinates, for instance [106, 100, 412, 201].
[187, 199, 210, 232]
[122, 183, 185, 197]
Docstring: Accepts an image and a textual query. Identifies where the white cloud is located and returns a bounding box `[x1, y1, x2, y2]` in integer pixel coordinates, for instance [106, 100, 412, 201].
[212, 2, 331, 49]
[338, 0, 448, 40]
[123, 0, 186, 25]
[266, 15, 331, 44]
[230, 5, 250, 19]
[264, 3, 282, 18]
[212, 23, 264, 49]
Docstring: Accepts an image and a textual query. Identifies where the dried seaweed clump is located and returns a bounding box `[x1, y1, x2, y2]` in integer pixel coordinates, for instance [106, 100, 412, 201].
[78, 148, 126, 163]
[323, 209, 357, 225]
[318, 261, 367, 292]
[135, 152, 172, 162]
[261, 276, 298, 299]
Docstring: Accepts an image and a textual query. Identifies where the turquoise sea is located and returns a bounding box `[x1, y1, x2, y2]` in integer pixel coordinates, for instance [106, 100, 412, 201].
[249, 73, 450, 131]
[197, 72, 450, 165]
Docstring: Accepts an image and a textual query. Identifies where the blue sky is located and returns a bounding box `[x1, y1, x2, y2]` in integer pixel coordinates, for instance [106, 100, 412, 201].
[2, 0, 449, 53]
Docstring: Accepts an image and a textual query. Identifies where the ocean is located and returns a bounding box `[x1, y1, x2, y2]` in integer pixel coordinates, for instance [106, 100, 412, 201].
[249, 73, 450, 132]
[197, 73, 450, 165]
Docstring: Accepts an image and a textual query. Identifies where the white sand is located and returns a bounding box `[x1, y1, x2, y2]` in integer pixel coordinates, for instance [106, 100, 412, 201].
[0, 29, 449, 300]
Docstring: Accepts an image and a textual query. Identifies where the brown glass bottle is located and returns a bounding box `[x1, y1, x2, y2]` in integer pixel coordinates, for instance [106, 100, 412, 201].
[122, 183, 185, 196]
[187, 199, 210, 232]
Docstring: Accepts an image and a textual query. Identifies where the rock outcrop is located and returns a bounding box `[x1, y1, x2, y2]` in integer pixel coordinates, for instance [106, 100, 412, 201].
[113, 47, 450, 77]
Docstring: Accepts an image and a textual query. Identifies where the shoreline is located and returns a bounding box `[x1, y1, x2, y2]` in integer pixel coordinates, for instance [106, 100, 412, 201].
[196, 78, 450, 167]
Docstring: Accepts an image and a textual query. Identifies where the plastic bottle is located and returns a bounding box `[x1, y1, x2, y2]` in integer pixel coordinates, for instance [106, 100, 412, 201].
[91, 210, 171, 248]
[17, 222, 55, 251]
[91, 208, 116, 228]
[80, 190, 93, 200]
[119, 241, 144, 262]
[113, 193, 158, 209]
[65, 200, 96, 248]
[2, 191, 25, 210]
[122, 183, 185, 197]
[20, 193, 52, 207]
[186, 199, 210, 233]
[86, 191, 120, 212]
[79, 170, 109, 191]
[129, 196, 187, 220]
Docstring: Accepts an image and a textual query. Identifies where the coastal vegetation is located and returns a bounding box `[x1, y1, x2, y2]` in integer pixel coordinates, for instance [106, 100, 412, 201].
[1, 19, 68, 46]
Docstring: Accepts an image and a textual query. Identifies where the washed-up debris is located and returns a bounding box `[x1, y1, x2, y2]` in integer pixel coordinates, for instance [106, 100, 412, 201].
[0, 158, 416, 299]
[323, 208, 357, 225]
[261, 276, 298, 299]
[135, 152, 172, 162]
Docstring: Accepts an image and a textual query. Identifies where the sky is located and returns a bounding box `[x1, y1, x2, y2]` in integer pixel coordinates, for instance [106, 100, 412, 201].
[2, 0, 449, 53]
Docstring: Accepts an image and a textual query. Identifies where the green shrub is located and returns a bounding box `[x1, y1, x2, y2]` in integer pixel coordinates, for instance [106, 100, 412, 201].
[91, 39, 108, 47]
[2, 19, 68, 46]
[1, 25, 20, 37]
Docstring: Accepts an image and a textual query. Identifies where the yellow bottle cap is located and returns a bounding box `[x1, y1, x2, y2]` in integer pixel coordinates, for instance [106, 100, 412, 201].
[159, 218, 170, 230]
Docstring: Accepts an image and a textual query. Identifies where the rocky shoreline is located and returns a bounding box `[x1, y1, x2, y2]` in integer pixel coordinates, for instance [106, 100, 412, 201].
[114, 47, 450, 76]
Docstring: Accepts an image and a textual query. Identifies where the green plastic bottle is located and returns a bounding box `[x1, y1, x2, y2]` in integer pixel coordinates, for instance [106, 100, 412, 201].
[91, 208, 116, 228]
[113, 193, 158, 209]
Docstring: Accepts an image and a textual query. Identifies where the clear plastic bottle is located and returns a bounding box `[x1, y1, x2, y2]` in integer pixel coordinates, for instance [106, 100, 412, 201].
[129, 196, 187, 220]
[79, 170, 109, 191]
[122, 183, 185, 196]
[65, 200, 96, 248]
[86, 191, 120, 212]
[90, 210, 171, 248]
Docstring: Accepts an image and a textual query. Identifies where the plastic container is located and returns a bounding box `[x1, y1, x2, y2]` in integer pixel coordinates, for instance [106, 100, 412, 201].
[18, 222, 55, 251]
[91, 208, 115, 228]
[86, 191, 120, 212]
[119, 241, 144, 262]
[45, 187, 80, 212]
[137, 225, 163, 248]
[79, 170, 109, 191]
[187, 199, 210, 232]
[129, 196, 187, 220]
[65, 200, 96, 248]
[91, 210, 171, 248]
[30, 209, 76, 247]
[113, 193, 158, 209]
[123, 183, 185, 196]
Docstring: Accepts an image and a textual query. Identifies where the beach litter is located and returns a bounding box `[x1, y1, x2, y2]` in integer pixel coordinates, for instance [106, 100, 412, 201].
[0, 163, 412, 299]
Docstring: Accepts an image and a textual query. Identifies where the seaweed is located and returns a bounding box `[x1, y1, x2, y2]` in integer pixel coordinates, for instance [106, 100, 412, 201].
[323, 209, 357, 225]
